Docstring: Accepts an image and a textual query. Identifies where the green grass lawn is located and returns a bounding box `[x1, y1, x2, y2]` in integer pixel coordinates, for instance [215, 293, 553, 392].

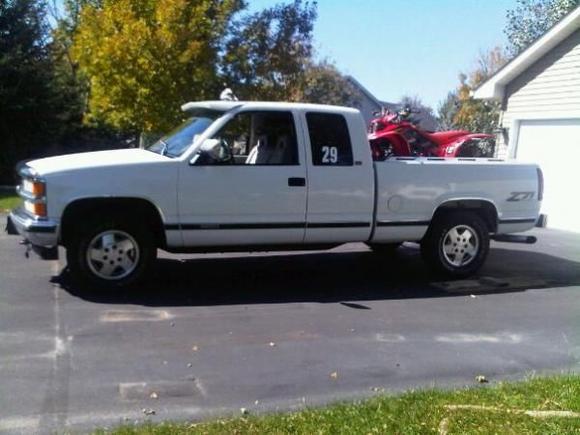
[0, 191, 20, 212]
[100, 375, 580, 434]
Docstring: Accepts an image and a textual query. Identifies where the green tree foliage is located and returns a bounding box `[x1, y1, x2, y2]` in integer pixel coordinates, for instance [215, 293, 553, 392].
[72, 0, 356, 134]
[438, 47, 507, 134]
[0, 0, 358, 181]
[437, 91, 459, 131]
[48, 1, 103, 126]
[222, 0, 316, 101]
[505, 0, 579, 56]
[72, 0, 245, 133]
[0, 0, 59, 182]
[296, 61, 360, 107]
[454, 74, 502, 134]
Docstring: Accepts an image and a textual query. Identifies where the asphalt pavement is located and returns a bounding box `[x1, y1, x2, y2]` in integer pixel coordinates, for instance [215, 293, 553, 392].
[1, 219, 579, 433]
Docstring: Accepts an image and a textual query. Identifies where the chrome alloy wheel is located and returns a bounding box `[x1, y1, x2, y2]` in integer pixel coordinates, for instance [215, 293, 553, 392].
[86, 230, 140, 280]
[441, 224, 479, 267]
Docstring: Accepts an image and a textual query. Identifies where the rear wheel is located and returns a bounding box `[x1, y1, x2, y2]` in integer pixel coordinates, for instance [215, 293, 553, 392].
[421, 211, 489, 277]
[66, 215, 156, 290]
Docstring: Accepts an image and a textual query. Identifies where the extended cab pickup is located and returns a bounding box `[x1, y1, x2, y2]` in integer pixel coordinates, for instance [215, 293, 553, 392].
[6, 101, 542, 289]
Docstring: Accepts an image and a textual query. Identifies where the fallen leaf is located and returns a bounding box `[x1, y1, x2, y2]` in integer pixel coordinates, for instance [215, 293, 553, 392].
[142, 408, 156, 416]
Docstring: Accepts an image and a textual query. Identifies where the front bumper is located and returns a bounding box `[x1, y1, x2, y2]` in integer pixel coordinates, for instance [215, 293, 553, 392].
[6, 208, 58, 247]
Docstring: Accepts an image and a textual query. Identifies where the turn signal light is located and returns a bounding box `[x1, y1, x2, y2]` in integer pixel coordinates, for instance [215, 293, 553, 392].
[24, 201, 47, 217]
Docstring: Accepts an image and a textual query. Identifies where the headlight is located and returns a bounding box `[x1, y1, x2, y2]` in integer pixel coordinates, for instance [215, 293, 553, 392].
[23, 179, 46, 197]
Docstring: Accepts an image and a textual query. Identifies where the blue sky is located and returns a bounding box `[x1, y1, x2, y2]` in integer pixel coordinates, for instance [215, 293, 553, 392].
[249, 0, 518, 109]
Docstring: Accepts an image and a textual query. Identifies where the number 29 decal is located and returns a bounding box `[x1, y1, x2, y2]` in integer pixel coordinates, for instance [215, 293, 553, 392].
[321, 146, 338, 164]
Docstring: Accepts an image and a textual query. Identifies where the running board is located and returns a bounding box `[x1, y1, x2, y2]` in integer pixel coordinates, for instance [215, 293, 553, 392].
[491, 234, 537, 244]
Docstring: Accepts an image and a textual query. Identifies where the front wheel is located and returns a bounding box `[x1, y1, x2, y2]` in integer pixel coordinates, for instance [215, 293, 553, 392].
[66, 216, 156, 290]
[420, 211, 489, 277]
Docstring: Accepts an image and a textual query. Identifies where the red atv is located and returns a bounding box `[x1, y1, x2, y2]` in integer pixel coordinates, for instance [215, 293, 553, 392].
[368, 107, 495, 161]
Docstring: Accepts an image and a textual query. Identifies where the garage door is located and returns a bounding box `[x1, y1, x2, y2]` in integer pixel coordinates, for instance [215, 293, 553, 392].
[515, 119, 580, 232]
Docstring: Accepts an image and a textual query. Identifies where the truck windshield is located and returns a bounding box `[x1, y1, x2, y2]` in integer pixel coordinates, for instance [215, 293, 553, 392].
[147, 110, 224, 157]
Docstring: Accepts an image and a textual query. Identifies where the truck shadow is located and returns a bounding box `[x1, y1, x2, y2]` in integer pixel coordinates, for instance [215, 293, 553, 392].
[57, 244, 580, 307]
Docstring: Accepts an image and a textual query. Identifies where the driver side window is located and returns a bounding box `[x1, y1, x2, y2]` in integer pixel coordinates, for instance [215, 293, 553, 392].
[198, 111, 299, 166]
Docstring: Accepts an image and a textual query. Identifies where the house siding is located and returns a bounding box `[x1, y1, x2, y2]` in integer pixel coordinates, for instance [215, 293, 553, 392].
[497, 28, 580, 158]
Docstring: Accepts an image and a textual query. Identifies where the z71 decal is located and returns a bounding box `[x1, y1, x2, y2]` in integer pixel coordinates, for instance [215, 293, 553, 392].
[506, 191, 535, 202]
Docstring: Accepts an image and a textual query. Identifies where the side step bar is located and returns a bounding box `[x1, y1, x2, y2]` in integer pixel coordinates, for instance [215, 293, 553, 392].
[491, 234, 537, 244]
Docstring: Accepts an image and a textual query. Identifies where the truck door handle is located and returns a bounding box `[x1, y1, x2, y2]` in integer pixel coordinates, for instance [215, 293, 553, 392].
[288, 177, 306, 187]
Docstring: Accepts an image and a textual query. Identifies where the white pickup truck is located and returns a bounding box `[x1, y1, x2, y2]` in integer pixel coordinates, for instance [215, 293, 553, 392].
[6, 101, 542, 289]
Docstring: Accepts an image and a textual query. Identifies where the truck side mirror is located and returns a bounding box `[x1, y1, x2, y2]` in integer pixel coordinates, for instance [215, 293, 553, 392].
[198, 138, 221, 158]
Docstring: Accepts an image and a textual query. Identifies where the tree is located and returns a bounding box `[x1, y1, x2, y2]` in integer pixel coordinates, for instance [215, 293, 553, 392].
[505, 0, 579, 56]
[221, 0, 317, 102]
[48, 0, 104, 118]
[454, 74, 501, 134]
[72, 0, 245, 133]
[71, 0, 354, 133]
[437, 91, 459, 131]
[454, 48, 507, 133]
[0, 0, 59, 182]
[440, 47, 507, 134]
[294, 61, 360, 106]
[399, 95, 438, 130]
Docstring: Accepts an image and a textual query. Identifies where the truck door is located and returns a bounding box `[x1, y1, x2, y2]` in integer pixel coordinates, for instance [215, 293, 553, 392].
[178, 110, 308, 247]
[302, 111, 375, 243]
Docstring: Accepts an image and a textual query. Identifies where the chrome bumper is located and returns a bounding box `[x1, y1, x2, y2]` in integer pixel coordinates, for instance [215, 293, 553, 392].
[6, 208, 58, 247]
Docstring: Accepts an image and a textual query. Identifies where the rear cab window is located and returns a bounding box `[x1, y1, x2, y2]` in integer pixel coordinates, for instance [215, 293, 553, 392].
[306, 113, 354, 166]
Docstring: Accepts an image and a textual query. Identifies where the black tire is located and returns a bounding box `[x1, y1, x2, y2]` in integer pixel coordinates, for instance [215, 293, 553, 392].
[420, 211, 489, 277]
[368, 242, 401, 255]
[66, 214, 156, 290]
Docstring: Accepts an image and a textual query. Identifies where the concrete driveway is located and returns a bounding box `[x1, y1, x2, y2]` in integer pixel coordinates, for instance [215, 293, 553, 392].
[1, 222, 579, 433]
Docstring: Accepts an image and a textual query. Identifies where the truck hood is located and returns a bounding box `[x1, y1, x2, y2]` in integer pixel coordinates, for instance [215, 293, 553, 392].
[27, 149, 169, 176]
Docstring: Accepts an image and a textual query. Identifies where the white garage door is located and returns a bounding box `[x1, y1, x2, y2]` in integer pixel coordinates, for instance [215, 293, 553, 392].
[515, 119, 580, 232]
